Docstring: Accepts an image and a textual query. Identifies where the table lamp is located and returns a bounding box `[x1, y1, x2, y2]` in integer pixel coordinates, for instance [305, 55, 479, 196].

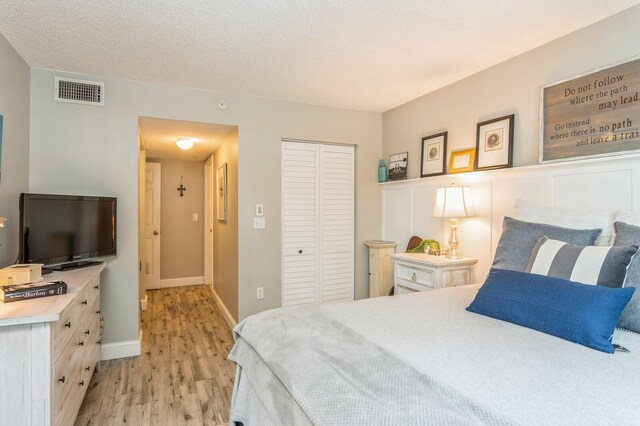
[432, 184, 474, 259]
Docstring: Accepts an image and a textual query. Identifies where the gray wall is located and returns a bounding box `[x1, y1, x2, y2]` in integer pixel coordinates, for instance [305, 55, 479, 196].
[29, 70, 382, 344]
[149, 158, 205, 280]
[213, 129, 238, 320]
[0, 34, 30, 265]
[382, 5, 640, 176]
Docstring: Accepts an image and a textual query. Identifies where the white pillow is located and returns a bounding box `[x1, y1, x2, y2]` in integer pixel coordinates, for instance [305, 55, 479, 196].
[514, 199, 615, 246]
[615, 210, 640, 227]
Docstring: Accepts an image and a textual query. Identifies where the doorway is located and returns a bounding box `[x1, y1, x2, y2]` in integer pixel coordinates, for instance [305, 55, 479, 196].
[137, 117, 237, 302]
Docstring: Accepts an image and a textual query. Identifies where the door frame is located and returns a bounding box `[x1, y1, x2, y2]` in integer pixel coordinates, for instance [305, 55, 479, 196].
[204, 155, 215, 287]
[144, 162, 162, 290]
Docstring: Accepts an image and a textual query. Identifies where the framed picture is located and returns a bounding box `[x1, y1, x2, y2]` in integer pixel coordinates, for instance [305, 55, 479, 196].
[475, 114, 514, 170]
[216, 163, 227, 221]
[420, 132, 447, 178]
[388, 152, 408, 181]
[541, 57, 640, 163]
[449, 148, 476, 174]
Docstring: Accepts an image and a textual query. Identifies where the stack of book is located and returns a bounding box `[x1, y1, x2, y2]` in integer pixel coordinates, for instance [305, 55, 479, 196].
[0, 280, 67, 303]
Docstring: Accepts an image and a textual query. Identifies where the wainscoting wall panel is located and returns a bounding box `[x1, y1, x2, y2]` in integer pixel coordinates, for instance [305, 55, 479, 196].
[381, 153, 640, 283]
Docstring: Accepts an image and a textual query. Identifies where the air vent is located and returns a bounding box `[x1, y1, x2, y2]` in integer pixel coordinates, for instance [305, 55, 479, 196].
[54, 77, 104, 106]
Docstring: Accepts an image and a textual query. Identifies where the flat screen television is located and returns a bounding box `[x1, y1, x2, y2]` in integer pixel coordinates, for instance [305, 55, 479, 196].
[19, 193, 117, 269]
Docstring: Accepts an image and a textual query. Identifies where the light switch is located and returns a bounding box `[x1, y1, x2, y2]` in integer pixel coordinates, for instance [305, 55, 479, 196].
[256, 204, 264, 216]
[192, 213, 198, 222]
[253, 217, 266, 229]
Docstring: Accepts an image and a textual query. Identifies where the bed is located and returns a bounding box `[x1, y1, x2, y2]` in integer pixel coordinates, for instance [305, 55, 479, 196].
[228, 206, 640, 425]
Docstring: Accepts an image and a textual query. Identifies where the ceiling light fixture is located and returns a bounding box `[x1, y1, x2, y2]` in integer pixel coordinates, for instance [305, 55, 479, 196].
[176, 138, 194, 150]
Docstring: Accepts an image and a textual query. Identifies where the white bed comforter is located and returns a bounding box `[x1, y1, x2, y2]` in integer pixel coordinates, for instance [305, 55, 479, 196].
[228, 285, 640, 425]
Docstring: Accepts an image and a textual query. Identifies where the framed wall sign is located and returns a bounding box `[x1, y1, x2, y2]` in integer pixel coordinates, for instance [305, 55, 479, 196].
[216, 163, 227, 221]
[449, 148, 476, 174]
[475, 114, 514, 170]
[420, 131, 447, 178]
[541, 57, 640, 163]
[388, 152, 408, 180]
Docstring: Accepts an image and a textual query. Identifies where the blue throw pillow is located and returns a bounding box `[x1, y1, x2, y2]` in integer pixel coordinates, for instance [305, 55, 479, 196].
[466, 269, 635, 353]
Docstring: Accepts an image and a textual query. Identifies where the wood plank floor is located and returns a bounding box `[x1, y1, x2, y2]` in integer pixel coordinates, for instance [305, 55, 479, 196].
[75, 285, 236, 426]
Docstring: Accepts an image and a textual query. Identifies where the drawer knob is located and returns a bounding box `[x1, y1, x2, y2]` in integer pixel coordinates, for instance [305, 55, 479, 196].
[64, 321, 71, 328]
[79, 380, 85, 387]
[58, 376, 65, 383]
[78, 341, 84, 347]
[97, 340, 102, 344]
[82, 300, 88, 305]
[96, 310, 101, 314]
[411, 273, 417, 282]
[85, 330, 90, 335]
[93, 285, 99, 290]
[298, 250, 303, 254]
[85, 366, 91, 372]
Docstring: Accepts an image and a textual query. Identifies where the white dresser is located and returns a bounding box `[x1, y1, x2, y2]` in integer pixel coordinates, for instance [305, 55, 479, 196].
[0, 263, 104, 426]
[364, 240, 397, 297]
[391, 253, 477, 294]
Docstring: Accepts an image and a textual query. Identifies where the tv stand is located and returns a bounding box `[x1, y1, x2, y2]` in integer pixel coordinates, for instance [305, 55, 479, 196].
[48, 261, 103, 272]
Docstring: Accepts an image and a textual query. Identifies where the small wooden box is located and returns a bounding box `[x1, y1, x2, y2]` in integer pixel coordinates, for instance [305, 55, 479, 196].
[0, 264, 44, 285]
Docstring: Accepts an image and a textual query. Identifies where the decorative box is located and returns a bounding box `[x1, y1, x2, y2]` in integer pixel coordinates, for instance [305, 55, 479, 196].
[0, 264, 44, 285]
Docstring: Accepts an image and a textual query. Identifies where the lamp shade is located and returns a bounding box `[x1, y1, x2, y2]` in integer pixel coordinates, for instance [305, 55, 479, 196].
[432, 185, 475, 218]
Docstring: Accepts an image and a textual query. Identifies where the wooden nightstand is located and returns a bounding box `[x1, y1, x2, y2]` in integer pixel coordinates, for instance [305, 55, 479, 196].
[390, 253, 477, 294]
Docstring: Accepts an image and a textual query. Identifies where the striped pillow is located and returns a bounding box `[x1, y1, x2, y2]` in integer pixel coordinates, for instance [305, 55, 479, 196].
[526, 236, 638, 288]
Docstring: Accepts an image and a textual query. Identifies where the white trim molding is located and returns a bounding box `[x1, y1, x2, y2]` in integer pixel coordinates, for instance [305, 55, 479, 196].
[150, 276, 205, 289]
[100, 331, 142, 361]
[211, 286, 238, 330]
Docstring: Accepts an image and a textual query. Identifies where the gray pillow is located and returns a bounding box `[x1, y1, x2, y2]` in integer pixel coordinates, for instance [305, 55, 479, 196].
[492, 217, 602, 272]
[613, 221, 640, 333]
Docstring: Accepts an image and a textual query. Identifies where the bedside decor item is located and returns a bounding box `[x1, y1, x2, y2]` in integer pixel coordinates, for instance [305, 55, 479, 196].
[0, 216, 6, 228]
[541, 57, 640, 163]
[448, 148, 475, 174]
[406, 239, 440, 255]
[177, 175, 187, 197]
[388, 152, 408, 181]
[217, 163, 227, 221]
[475, 114, 514, 170]
[420, 132, 447, 178]
[432, 184, 475, 259]
[377, 159, 388, 182]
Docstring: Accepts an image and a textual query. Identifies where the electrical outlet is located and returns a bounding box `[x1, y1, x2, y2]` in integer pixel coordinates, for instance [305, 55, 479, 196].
[253, 217, 266, 229]
[256, 287, 264, 300]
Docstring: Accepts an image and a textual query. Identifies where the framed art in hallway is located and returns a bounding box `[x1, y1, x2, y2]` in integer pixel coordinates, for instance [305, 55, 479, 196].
[448, 148, 475, 174]
[475, 114, 514, 170]
[217, 163, 227, 221]
[420, 131, 447, 178]
[388, 152, 408, 180]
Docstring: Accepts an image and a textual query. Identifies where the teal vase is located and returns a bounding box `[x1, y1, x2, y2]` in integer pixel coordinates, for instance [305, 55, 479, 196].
[378, 160, 387, 182]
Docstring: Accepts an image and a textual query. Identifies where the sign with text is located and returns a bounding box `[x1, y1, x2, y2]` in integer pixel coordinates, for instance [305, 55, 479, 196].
[542, 58, 640, 162]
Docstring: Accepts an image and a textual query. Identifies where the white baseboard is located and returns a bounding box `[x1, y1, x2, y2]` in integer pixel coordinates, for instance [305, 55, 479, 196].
[100, 330, 142, 360]
[149, 276, 205, 289]
[211, 286, 238, 330]
[140, 293, 148, 311]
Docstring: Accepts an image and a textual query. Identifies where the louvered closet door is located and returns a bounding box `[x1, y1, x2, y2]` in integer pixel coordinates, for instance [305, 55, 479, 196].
[282, 142, 320, 307]
[282, 141, 355, 307]
[320, 144, 355, 303]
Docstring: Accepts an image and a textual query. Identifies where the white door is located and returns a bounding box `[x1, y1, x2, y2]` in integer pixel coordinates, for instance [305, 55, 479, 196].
[145, 163, 162, 290]
[319, 144, 355, 303]
[204, 155, 214, 286]
[281, 141, 355, 307]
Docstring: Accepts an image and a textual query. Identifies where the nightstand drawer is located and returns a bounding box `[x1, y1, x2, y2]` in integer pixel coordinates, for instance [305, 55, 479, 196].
[396, 279, 431, 293]
[396, 263, 434, 287]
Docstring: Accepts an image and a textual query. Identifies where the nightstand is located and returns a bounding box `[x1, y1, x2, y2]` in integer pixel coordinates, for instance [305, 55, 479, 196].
[390, 253, 477, 294]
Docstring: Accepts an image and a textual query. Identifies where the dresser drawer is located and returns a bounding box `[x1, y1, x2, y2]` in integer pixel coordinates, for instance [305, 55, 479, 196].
[52, 286, 90, 361]
[53, 363, 86, 426]
[396, 263, 434, 288]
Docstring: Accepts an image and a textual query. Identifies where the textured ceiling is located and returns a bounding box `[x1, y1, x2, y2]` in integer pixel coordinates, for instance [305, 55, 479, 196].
[139, 117, 236, 162]
[1, 1, 639, 112]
